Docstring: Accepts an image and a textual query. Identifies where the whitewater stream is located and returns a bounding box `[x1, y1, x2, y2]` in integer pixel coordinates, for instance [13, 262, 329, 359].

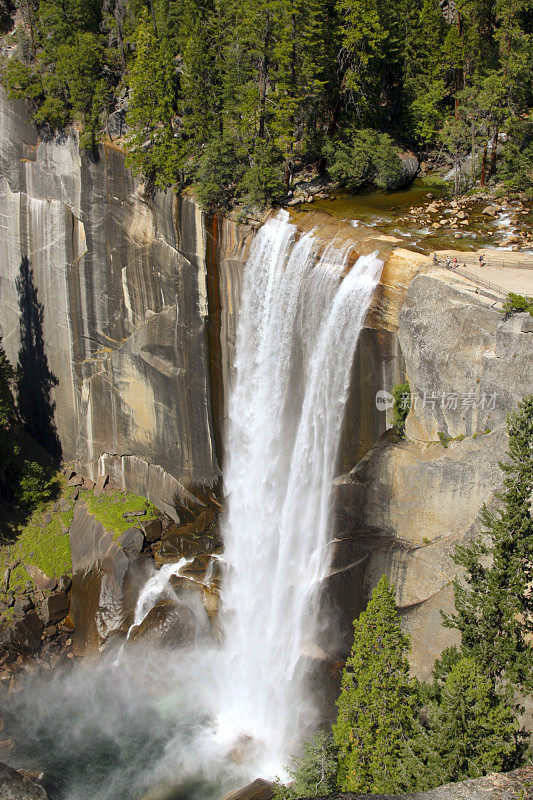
[5, 212, 382, 800]
[216, 211, 383, 773]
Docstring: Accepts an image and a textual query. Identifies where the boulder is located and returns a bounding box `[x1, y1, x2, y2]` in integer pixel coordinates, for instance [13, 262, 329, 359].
[118, 527, 145, 555]
[25, 567, 57, 592]
[69, 502, 154, 653]
[82, 478, 95, 491]
[482, 205, 498, 216]
[521, 316, 533, 333]
[221, 779, 275, 800]
[128, 598, 197, 646]
[59, 499, 72, 512]
[41, 591, 70, 626]
[141, 518, 163, 543]
[12, 596, 32, 615]
[10, 611, 43, 653]
[0, 762, 49, 799]
[93, 474, 109, 498]
[387, 151, 419, 189]
[67, 474, 84, 487]
[158, 509, 216, 561]
[107, 109, 127, 140]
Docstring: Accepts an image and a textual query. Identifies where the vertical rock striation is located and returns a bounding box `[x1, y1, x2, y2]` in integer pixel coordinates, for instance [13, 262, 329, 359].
[0, 89, 254, 512]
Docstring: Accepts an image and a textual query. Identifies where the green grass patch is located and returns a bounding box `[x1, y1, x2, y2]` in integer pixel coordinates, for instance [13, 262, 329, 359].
[82, 489, 158, 539]
[0, 481, 74, 593]
[7, 510, 73, 591]
[0, 474, 158, 595]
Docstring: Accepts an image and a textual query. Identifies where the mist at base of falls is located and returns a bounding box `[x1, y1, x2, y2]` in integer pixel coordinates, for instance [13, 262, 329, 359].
[2, 213, 383, 800]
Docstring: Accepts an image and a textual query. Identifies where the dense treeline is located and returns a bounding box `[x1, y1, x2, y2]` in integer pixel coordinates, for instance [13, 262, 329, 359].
[276, 396, 533, 797]
[0, 0, 532, 207]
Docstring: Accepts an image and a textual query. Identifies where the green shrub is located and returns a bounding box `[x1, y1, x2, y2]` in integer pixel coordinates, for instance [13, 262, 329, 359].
[437, 431, 450, 448]
[326, 129, 403, 192]
[15, 460, 57, 509]
[502, 292, 533, 319]
[392, 381, 411, 438]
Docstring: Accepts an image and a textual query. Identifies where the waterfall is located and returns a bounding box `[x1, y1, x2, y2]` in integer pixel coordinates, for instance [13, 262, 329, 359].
[217, 211, 383, 774]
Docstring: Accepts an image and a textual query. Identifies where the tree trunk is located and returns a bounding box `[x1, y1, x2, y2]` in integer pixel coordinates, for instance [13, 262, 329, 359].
[480, 132, 489, 187]
[115, 2, 126, 71]
[25, 0, 36, 58]
[257, 11, 270, 140]
[454, 11, 464, 119]
[471, 120, 476, 184]
[147, 0, 158, 37]
[488, 124, 498, 179]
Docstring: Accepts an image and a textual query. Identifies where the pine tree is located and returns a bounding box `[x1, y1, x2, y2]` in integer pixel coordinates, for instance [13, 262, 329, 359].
[125, 12, 183, 188]
[275, 730, 338, 799]
[0, 340, 18, 499]
[332, 575, 421, 793]
[444, 396, 533, 692]
[428, 657, 526, 779]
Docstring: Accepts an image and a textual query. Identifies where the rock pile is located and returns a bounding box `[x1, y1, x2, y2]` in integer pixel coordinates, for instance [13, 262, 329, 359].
[399, 194, 532, 248]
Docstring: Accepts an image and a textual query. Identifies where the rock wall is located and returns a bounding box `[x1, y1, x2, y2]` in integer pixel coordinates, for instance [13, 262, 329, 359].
[0, 89, 255, 515]
[333, 269, 533, 679]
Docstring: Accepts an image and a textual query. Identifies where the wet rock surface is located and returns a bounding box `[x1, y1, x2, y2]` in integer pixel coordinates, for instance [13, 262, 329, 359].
[0, 762, 49, 799]
[127, 597, 197, 646]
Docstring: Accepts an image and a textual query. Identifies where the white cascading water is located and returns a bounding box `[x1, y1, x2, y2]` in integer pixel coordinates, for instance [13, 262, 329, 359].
[217, 211, 383, 774]
[126, 558, 192, 638]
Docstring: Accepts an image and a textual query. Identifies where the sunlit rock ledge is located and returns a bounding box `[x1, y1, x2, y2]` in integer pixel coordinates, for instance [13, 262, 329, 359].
[301, 767, 533, 800]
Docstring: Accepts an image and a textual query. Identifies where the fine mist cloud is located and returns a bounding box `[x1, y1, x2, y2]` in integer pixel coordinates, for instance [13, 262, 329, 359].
[2, 642, 250, 800]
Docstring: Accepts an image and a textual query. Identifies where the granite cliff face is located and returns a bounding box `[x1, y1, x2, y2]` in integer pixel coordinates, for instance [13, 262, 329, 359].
[333, 270, 533, 678]
[0, 89, 256, 516]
